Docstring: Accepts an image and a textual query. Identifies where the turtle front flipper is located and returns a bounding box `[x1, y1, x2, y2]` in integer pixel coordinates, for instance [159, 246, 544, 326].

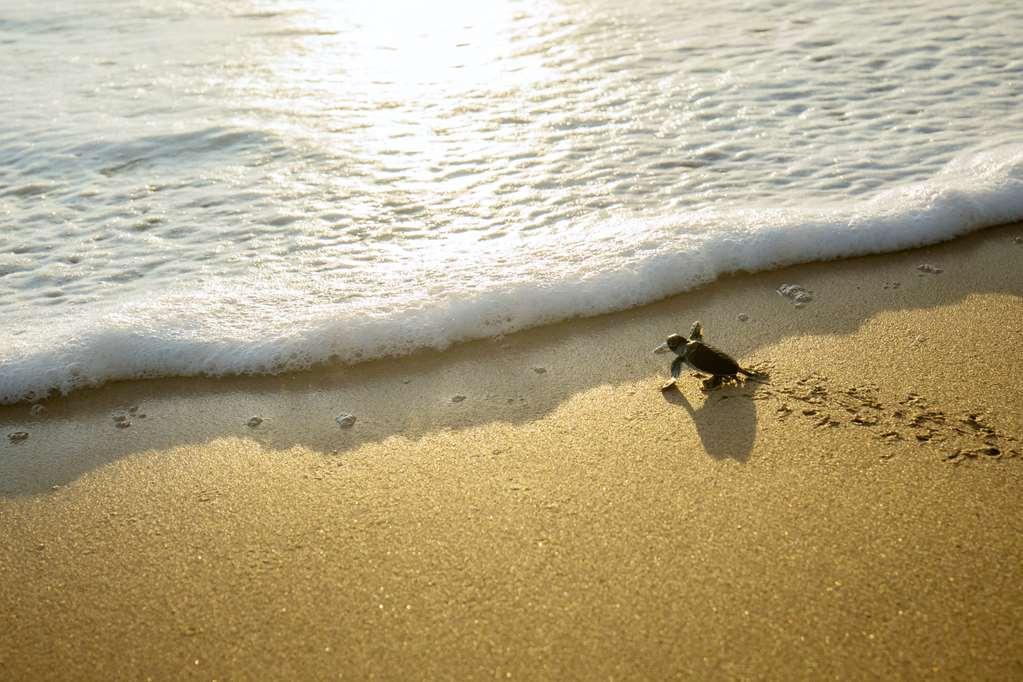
[689, 320, 703, 341]
[660, 355, 686, 391]
[670, 356, 685, 380]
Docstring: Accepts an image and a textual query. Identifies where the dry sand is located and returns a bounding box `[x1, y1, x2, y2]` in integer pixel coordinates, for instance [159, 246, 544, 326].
[2, 224, 1022, 679]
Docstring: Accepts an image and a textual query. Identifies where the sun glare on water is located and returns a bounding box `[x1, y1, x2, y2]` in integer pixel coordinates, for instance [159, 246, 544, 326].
[246, 0, 565, 264]
[266, 0, 558, 110]
[317, 1, 546, 93]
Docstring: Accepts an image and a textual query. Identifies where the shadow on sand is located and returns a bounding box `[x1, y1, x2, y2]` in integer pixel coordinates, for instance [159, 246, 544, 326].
[659, 381, 761, 462]
[2, 224, 1021, 495]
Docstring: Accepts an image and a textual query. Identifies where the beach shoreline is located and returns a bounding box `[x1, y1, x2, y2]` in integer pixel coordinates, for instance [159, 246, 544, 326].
[2, 223, 1022, 678]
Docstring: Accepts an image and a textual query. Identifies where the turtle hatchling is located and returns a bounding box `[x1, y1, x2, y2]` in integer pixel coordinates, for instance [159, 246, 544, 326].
[653, 321, 761, 390]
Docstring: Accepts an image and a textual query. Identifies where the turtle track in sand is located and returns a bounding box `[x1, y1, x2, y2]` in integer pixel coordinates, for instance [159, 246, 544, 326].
[725, 370, 1019, 464]
[769, 374, 1014, 464]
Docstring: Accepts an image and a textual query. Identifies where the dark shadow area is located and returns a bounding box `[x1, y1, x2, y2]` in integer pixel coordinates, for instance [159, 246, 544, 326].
[2, 223, 1022, 495]
[660, 381, 760, 462]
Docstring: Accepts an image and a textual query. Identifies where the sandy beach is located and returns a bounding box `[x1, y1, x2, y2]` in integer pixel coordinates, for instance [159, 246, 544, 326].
[2, 224, 1021, 679]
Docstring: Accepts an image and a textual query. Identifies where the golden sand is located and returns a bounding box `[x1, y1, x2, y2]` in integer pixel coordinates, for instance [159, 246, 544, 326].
[2, 225, 1021, 679]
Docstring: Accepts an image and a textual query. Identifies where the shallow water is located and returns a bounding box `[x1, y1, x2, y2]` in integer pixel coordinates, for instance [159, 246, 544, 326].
[2, 0, 1023, 403]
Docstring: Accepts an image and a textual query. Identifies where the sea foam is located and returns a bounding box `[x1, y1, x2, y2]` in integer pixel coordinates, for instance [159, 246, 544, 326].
[2, 143, 1022, 405]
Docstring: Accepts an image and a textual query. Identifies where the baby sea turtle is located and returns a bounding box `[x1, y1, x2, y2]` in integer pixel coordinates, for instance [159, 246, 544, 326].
[653, 321, 760, 390]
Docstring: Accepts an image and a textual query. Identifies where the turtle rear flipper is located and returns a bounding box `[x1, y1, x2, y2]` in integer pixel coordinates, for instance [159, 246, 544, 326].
[738, 367, 771, 384]
[701, 375, 723, 391]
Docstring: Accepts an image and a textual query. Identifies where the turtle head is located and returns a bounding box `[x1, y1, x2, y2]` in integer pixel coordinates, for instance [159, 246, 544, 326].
[653, 333, 688, 355]
[666, 333, 688, 352]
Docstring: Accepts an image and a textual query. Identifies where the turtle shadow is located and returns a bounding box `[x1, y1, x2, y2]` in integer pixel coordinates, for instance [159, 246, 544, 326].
[660, 381, 759, 462]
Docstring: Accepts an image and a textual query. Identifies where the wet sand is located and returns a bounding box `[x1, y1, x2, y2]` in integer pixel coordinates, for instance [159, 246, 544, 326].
[2, 224, 1022, 679]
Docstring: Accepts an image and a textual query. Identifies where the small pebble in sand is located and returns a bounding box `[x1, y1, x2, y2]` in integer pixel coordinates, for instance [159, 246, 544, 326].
[29, 404, 46, 417]
[1014, 236, 1023, 244]
[113, 415, 129, 424]
[247, 416, 263, 427]
[451, 395, 467, 403]
[336, 413, 357, 428]
[777, 283, 813, 307]
[402, 379, 411, 384]
[128, 406, 139, 414]
[916, 263, 943, 274]
[115, 420, 131, 429]
[737, 313, 749, 322]
[533, 367, 547, 374]
[8, 431, 29, 443]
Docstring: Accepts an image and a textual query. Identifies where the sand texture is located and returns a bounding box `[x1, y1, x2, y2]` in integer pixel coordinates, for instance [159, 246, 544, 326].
[2, 225, 1022, 679]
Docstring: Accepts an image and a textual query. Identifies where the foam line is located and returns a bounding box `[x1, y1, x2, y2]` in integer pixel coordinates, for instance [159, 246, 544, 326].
[2, 143, 1022, 404]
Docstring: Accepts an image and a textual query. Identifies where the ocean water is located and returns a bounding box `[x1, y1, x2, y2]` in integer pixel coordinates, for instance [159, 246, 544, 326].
[2, 0, 1023, 404]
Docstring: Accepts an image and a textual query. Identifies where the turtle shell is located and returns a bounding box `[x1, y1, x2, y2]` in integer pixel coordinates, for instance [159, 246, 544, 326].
[686, 342, 741, 375]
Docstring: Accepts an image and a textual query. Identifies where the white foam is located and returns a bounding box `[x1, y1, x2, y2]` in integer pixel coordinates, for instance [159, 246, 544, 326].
[2, 143, 1023, 404]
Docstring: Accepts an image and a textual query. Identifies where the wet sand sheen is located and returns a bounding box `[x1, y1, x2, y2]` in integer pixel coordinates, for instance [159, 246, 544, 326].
[1, 224, 1022, 678]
